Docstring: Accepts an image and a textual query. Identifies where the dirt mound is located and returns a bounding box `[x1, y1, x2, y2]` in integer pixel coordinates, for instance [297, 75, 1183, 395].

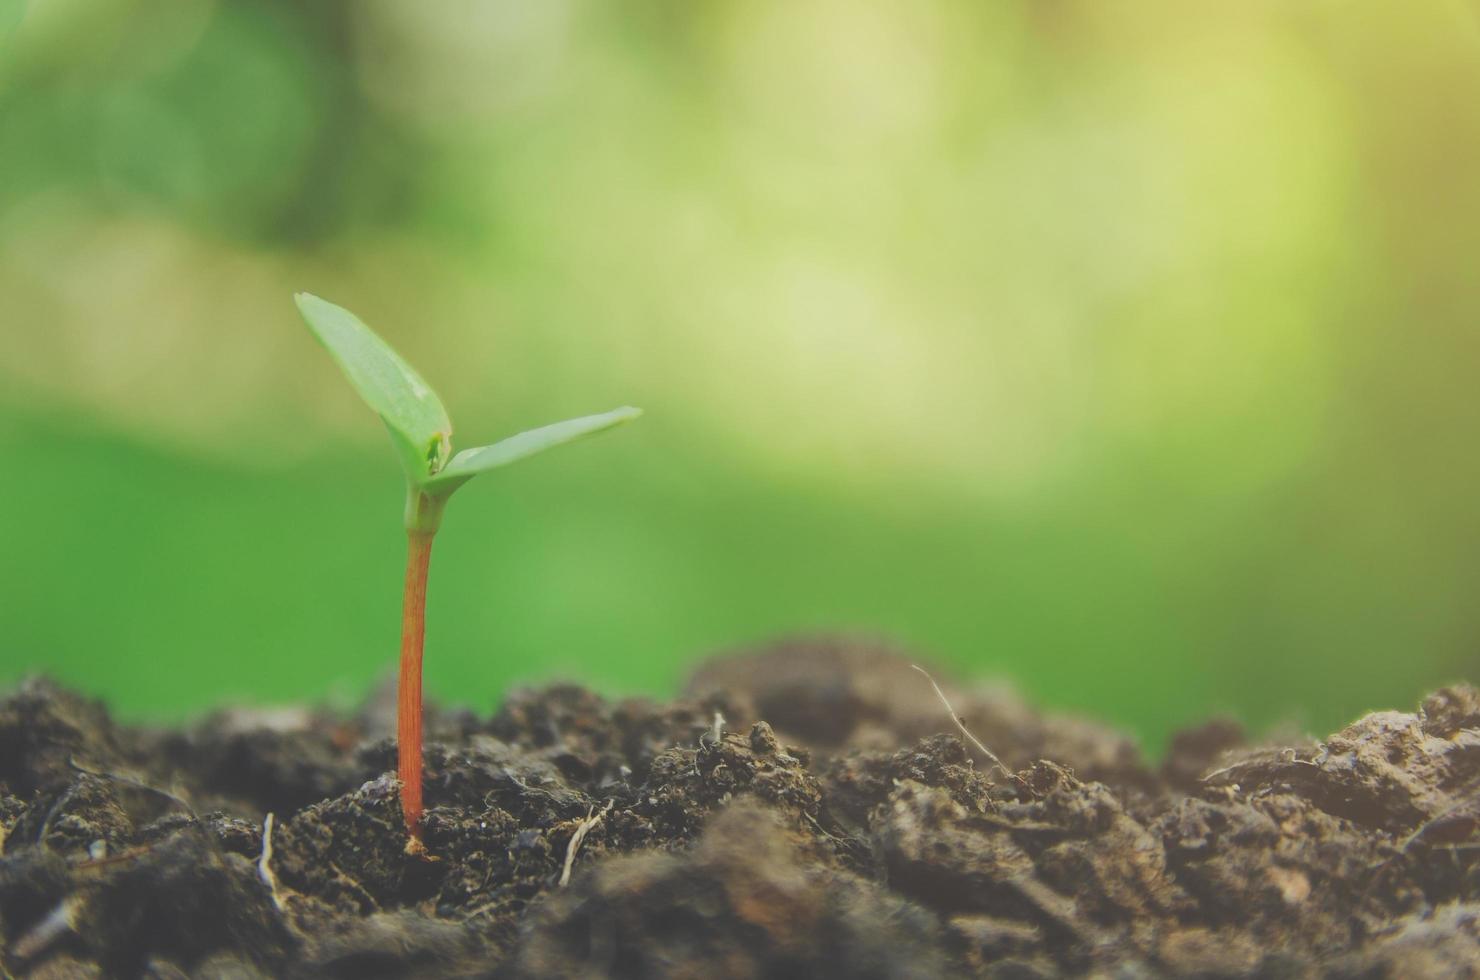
[0, 640, 1475, 977]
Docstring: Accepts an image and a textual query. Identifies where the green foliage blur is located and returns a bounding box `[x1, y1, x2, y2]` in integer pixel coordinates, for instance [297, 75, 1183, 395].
[2, 1, 1477, 748]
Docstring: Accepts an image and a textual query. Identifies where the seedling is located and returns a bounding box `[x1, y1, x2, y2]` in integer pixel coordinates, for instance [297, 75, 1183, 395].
[296, 293, 640, 844]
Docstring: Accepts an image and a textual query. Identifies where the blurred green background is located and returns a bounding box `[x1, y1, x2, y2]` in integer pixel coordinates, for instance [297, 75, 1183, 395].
[2, 1, 1477, 749]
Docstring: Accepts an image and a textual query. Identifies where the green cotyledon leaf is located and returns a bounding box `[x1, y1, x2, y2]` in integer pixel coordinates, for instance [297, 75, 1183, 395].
[295, 293, 452, 481]
[422, 407, 642, 497]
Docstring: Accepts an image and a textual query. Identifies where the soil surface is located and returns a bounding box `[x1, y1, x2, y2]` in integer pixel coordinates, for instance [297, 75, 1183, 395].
[1, 636, 1476, 978]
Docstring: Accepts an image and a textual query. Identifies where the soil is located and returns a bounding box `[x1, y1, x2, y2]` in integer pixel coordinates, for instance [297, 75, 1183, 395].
[1, 636, 1477, 978]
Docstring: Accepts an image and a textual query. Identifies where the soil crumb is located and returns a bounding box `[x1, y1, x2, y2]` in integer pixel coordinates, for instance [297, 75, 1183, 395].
[0, 638, 1476, 978]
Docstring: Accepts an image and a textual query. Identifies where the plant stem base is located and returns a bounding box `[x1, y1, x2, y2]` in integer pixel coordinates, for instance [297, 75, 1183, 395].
[399, 530, 435, 839]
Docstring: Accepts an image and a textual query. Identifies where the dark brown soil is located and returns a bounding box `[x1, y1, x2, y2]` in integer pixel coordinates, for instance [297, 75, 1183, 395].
[1, 637, 1477, 978]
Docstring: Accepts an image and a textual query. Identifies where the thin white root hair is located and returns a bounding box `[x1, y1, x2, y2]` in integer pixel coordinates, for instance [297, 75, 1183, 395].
[560, 800, 614, 888]
[911, 664, 1013, 780]
[258, 812, 287, 913]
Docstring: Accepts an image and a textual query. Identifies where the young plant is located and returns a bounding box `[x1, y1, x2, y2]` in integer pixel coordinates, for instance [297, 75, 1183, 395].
[296, 292, 640, 845]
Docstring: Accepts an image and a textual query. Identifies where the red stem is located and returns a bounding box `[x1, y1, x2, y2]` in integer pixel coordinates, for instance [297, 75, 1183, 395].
[399, 530, 435, 839]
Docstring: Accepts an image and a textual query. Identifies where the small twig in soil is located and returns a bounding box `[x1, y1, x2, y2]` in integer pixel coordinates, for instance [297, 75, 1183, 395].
[74, 845, 155, 874]
[1398, 781, 1480, 854]
[911, 665, 1013, 780]
[10, 896, 81, 962]
[1200, 748, 1319, 786]
[1198, 761, 1241, 785]
[560, 800, 614, 888]
[327, 860, 377, 907]
[258, 813, 287, 914]
[463, 897, 503, 921]
[1359, 781, 1480, 900]
[68, 757, 198, 818]
[36, 782, 78, 846]
[803, 811, 867, 856]
[498, 768, 561, 801]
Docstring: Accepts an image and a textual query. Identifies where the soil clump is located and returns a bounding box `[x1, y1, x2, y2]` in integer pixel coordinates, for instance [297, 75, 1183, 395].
[0, 638, 1476, 978]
